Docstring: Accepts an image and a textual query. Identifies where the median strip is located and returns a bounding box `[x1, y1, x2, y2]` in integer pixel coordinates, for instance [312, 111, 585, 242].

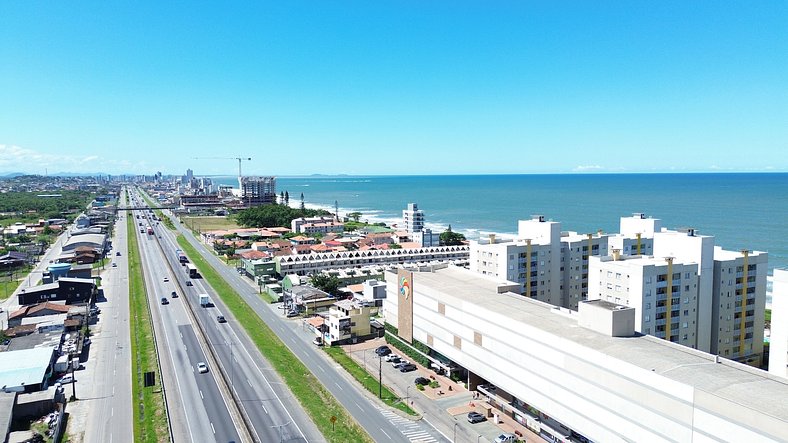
[127, 216, 169, 442]
[177, 235, 373, 443]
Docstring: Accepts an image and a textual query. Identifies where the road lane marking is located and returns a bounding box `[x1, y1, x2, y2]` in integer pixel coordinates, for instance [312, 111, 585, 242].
[200, 390, 204, 399]
[210, 422, 215, 434]
[262, 403, 268, 414]
[334, 382, 343, 391]
[247, 379, 252, 387]
[381, 429, 392, 440]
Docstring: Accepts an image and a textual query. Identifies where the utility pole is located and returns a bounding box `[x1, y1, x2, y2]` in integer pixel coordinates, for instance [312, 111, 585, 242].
[378, 355, 382, 399]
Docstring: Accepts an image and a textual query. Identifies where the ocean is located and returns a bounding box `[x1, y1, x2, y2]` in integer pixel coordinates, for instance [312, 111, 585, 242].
[213, 173, 788, 272]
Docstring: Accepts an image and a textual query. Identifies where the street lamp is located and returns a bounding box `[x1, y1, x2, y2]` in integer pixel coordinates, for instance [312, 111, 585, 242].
[378, 354, 383, 399]
[453, 422, 458, 443]
[405, 385, 411, 406]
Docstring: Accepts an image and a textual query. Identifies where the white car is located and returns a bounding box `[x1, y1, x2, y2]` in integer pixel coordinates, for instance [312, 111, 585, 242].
[56, 375, 75, 384]
[384, 353, 399, 362]
[494, 433, 517, 443]
[197, 362, 208, 373]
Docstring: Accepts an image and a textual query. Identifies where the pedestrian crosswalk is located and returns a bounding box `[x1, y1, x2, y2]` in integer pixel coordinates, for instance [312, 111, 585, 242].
[377, 406, 439, 442]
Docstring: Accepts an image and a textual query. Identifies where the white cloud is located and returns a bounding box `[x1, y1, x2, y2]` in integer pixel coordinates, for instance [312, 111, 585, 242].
[0, 144, 147, 174]
[572, 164, 604, 172]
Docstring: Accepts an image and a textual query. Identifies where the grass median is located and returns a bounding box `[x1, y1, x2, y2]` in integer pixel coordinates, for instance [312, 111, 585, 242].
[323, 347, 417, 416]
[127, 216, 169, 443]
[177, 235, 373, 443]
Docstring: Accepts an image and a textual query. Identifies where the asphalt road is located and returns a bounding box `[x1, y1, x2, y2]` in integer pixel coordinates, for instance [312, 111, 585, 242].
[131, 192, 241, 442]
[155, 213, 322, 443]
[164, 207, 449, 443]
[83, 198, 133, 443]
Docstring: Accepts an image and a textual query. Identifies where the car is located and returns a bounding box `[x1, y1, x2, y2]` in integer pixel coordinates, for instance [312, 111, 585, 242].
[56, 375, 75, 385]
[384, 353, 400, 362]
[171, 291, 178, 298]
[393, 360, 410, 369]
[414, 377, 430, 385]
[216, 315, 226, 323]
[197, 362, 208, 373]
[467, 412, 486, 424]
[494, 433, 517, 443]
[163, 277, 169, 282]
[389, 357, 403, 366]
[160, 297, 169, 305]
[186, 281, 193, 286]
[312, 337, 324, 346]
[375, 346, 391, 356]
[112, 263, 117, 267]
[399, 363, 417, 372]
[116, 252, 121, 256]
[286, 310, 299, 318]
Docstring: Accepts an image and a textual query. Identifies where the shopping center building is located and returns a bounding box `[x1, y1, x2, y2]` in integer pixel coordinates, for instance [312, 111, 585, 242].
[383, 265, 788, 442]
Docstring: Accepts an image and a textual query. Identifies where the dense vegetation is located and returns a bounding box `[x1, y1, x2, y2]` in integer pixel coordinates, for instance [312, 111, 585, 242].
[235, 204, 332, 228]
[309, 273, 341, 296]
[0, 190, 93, 221]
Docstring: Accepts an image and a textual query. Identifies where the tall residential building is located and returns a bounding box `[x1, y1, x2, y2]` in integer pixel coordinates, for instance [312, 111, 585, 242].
[238, 176, 276, 207]
[402, 203, 440, 247]
[588, 228, 768, 365]
[769, 269, 788, 379]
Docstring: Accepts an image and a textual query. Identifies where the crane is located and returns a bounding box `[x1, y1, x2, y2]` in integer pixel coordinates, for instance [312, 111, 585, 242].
[193, 156, 252, 179]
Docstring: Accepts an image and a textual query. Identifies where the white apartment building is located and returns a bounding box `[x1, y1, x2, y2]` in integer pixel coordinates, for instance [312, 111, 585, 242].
[606, 212, 658, 256]
[588, 228, 768, 365]
[712, 247, 768, 365]
[769, 269, 788, 379]
[291, 216, 337, 233]
[383, 266, 788, 443]
[588, 254, 702, 349]
[402, 203, 425, 234]
[560, 231, 609, 310]
[299, 221, 344, 236]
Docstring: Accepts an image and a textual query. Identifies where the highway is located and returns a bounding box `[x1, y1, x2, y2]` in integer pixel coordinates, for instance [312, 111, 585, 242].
[132, 189, 323, 442]
[161, 204, 449, 443]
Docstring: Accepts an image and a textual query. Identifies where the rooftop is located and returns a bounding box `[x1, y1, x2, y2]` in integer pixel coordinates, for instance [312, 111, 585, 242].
[0, 346, 56, 389]
[411, 266, 788, 424]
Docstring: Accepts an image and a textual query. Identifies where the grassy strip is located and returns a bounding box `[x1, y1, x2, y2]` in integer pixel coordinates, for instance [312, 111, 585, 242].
[127, 216, 169, 443]
[92, 257, 109, 269]
[323, 347, 417, 416]
[177, 235, 373, 443]
[1, 279, 21, 301]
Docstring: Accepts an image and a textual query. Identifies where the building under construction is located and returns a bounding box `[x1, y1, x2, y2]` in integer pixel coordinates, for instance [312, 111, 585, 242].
[238, 176, 276, 207]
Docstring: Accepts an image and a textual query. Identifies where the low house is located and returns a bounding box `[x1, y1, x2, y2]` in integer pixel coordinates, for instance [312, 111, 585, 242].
[8, 303, 72, 328]
[325, 299, 373, 345]
[290, 285, 335, 314]
[0, 346, 57, 393]
[17, 278, 96, 306]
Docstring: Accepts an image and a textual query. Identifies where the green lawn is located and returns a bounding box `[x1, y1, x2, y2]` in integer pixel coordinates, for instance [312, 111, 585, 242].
[177, 235, 373, 443]
[323, 347, 417, 416]
[181, 216, 241, 232]
[127, 216, 169, 442]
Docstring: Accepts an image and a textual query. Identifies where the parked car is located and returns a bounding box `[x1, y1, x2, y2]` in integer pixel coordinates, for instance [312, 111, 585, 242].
[286, 310, 299, 318]
[375, 346, 391, 356]
[384, 354, 400, 362]
[171, 291, 178, 298]
[197, 362, 208, 373]
[389, 357, 403, 366]
[393, 361, 410, 369]
[56, 375, 75, 385]
[399, 363, 417, 372]
[467, 412, 486, 424]
[112, 262, 117, 267]
[494, 433, 517, 443]
[160, 297, 169, 305]
[414, 377, 430, 385]
[116, 252, 121, 256]
[186, 281, 193, 286]
[312, 337, 324, 346]
[217, 315, 226, 323]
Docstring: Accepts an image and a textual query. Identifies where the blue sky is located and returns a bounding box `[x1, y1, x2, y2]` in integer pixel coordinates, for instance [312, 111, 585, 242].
[1, 1, 786, 176]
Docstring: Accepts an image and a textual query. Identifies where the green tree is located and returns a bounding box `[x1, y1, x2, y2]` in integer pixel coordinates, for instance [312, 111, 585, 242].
[439, 225, 466, 246]
[284, 191, 289, 206]
[347, 212, 362, 222]
[309, 273, 341, 296]
[235, 205, 332, 228]
[300, 193, 305, 212]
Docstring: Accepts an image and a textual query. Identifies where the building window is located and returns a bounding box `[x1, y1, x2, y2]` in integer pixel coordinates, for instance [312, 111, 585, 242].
[453, 335, 462, 349]
[474, 331, 483, 346]
[682, 322, 688, 328]
[646, 302, 651, 309]
[683, 334, 688, 340]
[645, 314, 651, 322]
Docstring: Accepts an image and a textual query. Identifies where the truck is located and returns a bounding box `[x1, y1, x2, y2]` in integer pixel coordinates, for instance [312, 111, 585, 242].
[146, 226, 154, 235]
[54, 356, 81, 372]
[199, 294, 211, 307]
[175, 249, 188, 264]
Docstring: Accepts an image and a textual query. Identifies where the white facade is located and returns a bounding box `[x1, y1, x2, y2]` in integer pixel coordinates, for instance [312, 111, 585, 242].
[769, 269, 788, 379]
[402, 203, 425, 234]
[588, 255, 702, 349]
[412, 228, 440, 247]
[291, 216, 337, 233]
[383, 267, 788, 443]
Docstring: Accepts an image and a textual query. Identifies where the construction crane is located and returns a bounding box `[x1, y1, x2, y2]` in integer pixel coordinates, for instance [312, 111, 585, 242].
[193, 156, 252, 179]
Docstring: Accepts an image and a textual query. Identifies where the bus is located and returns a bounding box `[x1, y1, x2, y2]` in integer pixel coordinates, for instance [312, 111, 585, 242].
[185, 263, 198, 278]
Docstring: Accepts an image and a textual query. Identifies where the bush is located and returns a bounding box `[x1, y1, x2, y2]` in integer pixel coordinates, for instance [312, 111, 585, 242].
[428, 380, 439, 389]
[416, 384, 425, 391]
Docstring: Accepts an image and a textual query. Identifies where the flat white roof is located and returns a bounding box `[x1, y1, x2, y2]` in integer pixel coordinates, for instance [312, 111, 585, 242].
[412, 267, 788, 421]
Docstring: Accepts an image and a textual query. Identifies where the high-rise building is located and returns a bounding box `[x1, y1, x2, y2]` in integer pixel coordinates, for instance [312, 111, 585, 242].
[402, 203, 425, 234]
[769, 269, 788, 379]
[238, 176, 276, 207]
